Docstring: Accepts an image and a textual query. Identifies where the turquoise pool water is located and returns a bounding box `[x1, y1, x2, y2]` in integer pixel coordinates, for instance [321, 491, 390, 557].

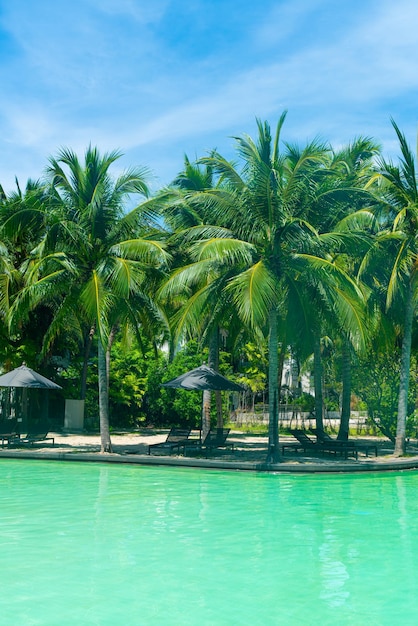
[0, 460, 417, 625]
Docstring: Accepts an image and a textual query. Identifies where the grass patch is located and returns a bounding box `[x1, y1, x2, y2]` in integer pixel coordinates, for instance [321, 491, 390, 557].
[225, 422, 268, 435]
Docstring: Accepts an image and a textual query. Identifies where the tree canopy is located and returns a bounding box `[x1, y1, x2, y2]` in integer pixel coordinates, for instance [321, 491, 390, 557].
[0, 115, 417, 459]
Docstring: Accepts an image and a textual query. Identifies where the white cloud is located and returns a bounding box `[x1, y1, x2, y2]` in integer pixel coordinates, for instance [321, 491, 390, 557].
[1, 0, 418, 193]
[0, 102, 56, 147]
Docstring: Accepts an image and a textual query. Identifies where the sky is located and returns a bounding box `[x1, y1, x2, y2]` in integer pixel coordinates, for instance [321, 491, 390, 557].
[1, 0, 418, 194]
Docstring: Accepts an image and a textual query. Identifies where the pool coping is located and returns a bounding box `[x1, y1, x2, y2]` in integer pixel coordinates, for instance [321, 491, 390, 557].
[2, 447, 418, 473]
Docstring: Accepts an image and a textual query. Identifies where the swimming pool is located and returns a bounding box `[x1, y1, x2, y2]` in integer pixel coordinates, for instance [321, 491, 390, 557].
[0, 460, 417, 625]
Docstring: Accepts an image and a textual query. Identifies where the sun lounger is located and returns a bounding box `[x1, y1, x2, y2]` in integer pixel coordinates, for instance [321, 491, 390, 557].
[148, 427, 192, 455]
[310, 428, 378, 457]
[9, 422, 54, 447]
[288, 429, 358, 460]
[0, 418, 20, 448]
[286, 429, 320, 453]
[280, 441, 305, 455]
[181, 428, 234, 456]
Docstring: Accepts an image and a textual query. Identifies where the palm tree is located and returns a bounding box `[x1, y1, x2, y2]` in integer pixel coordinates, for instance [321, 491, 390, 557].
[164, 114, 365, 462]
[159, 155, 242, 436]
[0, 179, 54, 367]
[10, 146, 169, 452]
[307, 137, 380, 439]
[365, 120, 418, 455]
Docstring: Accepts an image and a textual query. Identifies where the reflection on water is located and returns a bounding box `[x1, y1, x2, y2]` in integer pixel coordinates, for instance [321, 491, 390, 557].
[319, 530, 350, 608]
[1, 461, 418, 625]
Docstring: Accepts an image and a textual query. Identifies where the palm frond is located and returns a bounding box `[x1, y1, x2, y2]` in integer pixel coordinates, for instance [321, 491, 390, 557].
[159, 260, 216, 298]
[199, 154, 245, 189]
[386, 238, 411, 309]
[110, 239, 169, 264]
[80, 270, 111, 345]
[170, 283, 217, 341]
[390, 118, 418, 200]
[226, 261, 277, 327]
[188, 238, 255, 265]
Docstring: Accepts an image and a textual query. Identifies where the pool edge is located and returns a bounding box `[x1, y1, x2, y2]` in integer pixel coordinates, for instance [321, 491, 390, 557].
[1, 448, 418, 474]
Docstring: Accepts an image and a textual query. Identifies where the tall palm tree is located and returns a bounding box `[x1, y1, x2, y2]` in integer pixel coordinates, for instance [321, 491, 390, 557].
[159, 155, 242, 436]
[165, 115, 365, 462]
[10, 146, 168, 452]
[0, 179, 53, 366]
[365, 120, 418, 455]
[307, 137, 380, 439]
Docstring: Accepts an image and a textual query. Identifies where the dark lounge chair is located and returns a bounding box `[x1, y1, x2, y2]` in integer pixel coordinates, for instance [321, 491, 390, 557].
[287, 429, 358, 460]
[181, 428, 235, 457]
[9, 421, 54, 447]
[0, 418, 20, 448]
[310, 428, 378, 457]
[285, 429, 319, 454]
[148, 427, 192, 455]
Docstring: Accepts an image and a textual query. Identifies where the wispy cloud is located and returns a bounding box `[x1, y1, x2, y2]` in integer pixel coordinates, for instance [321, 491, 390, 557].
[0, 0, 417, 192]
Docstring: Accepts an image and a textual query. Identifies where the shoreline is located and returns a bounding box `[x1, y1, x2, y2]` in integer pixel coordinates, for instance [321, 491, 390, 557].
[1, 430, 418, 473]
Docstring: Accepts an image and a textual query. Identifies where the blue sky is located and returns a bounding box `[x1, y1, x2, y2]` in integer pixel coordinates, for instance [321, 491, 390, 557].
[1, 0, 418, 194]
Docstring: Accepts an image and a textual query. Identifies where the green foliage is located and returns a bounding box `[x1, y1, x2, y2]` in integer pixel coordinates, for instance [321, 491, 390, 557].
[53, 337, 241, 432]
[237, 342, 267, 393]
[293, 392, 315, 412]
[144, 340, 208, 428]
[225, 421, 268, 435]
[352, 349, 418, 441]
[323, 394, 340, 412]
[2, 130, 418, 453]
[56, 364, 82, 400]
[108, 343, 153, 427]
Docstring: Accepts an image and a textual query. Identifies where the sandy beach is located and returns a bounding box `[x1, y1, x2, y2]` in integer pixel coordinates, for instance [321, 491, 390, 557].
[2, 429, 418, 473]
[10, 429, 273, 462]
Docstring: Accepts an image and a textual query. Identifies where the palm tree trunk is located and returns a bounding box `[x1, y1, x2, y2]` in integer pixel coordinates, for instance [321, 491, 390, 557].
[201, 390, 211, 439]
[106, 325, 118, 397]
[202, 327, 220, 438]
[210, 327, 223, 430]
[98, 340, 112, 453]
[168, 338, 176, 364]
[394, 281, 414, 456]
[266, 307, 280, 463]
[313, 334, 324, 434]
[278, 347, 285, 395]
[215, 392, 223, 429]
[80, 325, 95, 400]
[337, 336, 351, 441]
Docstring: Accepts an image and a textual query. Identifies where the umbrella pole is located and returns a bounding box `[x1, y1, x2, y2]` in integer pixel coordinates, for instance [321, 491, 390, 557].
[42, 390, 49, 422]
[202, 390, 211, 440]
[216, 390, 223, 430]
[5, 388, 10, 419]
[22, 388, 28, 431]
